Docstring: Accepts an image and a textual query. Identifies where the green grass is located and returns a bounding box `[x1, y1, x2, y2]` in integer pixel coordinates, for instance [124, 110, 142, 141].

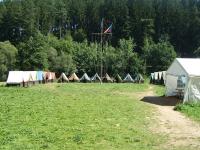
[175, 103, 200, 122]
[153, 85, 165, 96]
[0, 82, 5, 86]
[0, 83, 164, 149]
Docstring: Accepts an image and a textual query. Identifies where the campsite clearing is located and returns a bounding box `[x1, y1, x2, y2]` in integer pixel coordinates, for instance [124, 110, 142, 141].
[0, 83, 164, 149]
[0, 83, 200, 149]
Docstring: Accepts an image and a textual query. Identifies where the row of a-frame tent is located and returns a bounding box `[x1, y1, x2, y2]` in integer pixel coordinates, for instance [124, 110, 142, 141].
[6, 71, 56, 87]
[58, 73, 144, 83]
[150, 71, 166, 85]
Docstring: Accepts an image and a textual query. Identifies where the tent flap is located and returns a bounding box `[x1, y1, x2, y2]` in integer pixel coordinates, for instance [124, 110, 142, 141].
[184, 77, 200, 103]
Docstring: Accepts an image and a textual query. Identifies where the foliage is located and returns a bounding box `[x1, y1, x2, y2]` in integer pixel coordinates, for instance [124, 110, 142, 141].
[0, 83, 164, 149]
[0, 0, 199, 55]
[116, 38, 143, 76]
[17, 32, 49, 70]
[0, 41, 18, 81]
[175, 103, 200, 122]
[0, 0, 187, 79]
[146, 40, 177, 73]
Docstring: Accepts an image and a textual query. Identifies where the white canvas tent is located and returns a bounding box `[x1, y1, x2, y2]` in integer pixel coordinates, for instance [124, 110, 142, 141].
[58, 73, 69, 83]
[123, 73, 134, 83]
[6, 71, 24, 85]
[80, 73, 91, 82]
[166, 58, 200, 103]
[91, 73, 102, 82]
[69, 73, 80, 82]
[27, 71, 37, 82]
[7, 71, 33, 86]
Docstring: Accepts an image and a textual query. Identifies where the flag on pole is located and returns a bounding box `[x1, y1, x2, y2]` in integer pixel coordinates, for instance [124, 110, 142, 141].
[104, 24, 112, 33]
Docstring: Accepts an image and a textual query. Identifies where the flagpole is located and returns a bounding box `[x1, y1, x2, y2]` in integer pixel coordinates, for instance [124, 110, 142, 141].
[91, 18, 112, 81]
[100, 18, 103, 79]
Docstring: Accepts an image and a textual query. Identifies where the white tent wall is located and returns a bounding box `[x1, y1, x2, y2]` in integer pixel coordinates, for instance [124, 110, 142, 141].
[154, 72, 159, 80]
[162, 71, 166, 85]
[184, 76, 200, 103]
[165, 59, 189, 96]
[6, 71, 24, 84]
[158, 72, 162, 80]
[165, 74, 179, 96]
[23, 72, 33, 82]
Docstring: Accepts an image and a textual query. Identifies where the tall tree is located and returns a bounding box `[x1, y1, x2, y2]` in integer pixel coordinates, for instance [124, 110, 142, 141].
[0, 41, 18, 81]
[17, 32, 49, 70]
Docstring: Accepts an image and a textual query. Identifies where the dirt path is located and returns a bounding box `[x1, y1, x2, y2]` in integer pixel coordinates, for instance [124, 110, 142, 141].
[139, 86, 200, 149]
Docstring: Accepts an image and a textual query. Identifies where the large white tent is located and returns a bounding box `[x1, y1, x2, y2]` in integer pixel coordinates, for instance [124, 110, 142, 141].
[6, 71, 24, 85]
[166, 58, 200, 103]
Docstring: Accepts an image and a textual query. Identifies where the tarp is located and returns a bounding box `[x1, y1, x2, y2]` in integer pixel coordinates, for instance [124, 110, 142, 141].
[102, 73, 113, 83]
[69, 73, 80, 82]
[123, 73, 134, 82]
[115, 74, 122, 83]
[91, 73, 102, 82]
[6, 71, 24, 84]
[80, 73, 91, 82]
[37, 71, 43, 81]
[58, 73, 69, 82]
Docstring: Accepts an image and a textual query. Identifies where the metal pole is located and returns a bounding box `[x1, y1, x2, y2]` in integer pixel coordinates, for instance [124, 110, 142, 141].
[100, 19, 104, 78]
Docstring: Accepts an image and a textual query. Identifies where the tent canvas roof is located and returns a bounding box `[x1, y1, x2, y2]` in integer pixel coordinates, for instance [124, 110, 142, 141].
[135, 74, 144, 81]
[115, 74, 122, 82]
[6, 71, 24, 84]
[80, 73, 91, 81]
[168, 58, 200, 77]
[23, 72, 33, 82]
[27, 71, 37, 81]
[58, 73, 69, 81]
[69, 73, 80, 81]
[123, 73, 134, 82]
[102, 73, 112, 82]
[91, 73, 102, 82]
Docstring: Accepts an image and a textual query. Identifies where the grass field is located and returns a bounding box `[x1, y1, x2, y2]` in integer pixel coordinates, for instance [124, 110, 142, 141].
[175, 103, 200, 122]
[0, 83, 164, 149]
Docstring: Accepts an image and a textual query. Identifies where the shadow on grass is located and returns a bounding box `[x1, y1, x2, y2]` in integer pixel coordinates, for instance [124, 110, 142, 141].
[141, 96, 182, 106]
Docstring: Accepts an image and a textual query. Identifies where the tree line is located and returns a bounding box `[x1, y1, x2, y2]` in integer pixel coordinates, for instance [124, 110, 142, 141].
[2, 0, 200, 80]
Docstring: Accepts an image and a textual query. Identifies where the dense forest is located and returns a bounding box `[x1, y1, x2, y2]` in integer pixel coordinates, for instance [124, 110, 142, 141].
[1, 0, 200, 80]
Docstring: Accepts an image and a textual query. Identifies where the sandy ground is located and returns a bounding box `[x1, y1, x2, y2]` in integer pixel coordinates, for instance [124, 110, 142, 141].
[139, 86, 200, 149]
